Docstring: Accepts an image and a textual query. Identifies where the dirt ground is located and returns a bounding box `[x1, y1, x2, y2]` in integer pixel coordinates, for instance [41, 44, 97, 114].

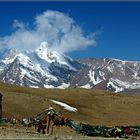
[0, 125, 129, 140]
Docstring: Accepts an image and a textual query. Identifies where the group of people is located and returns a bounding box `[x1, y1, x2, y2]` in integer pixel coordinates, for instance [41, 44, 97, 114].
[0, 91, 56, 135]
[0, 91, 62, 135]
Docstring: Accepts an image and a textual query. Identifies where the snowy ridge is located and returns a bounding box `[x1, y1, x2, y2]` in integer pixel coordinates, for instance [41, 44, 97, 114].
[107, 78, 140, 93]
[36, 42, 77, 71]
[89, 70, 103, 85]
[1, 49, 19, 65]
[36, 42, 56, 63]
[107, 78, 124, 93]
[2, 55, 17, 65]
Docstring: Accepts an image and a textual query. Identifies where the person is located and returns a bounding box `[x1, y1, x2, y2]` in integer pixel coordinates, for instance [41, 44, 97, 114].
[46, 106, 56, 134]
[36, 117, 47, 134]
[0, 93, 3, 125]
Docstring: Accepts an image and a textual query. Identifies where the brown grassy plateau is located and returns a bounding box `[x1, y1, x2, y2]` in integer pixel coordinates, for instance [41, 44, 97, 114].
[0, 82, 140, 126]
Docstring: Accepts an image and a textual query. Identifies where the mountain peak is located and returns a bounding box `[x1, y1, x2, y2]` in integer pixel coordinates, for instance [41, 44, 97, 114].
[35, 42, 76, 70]
[1, 49, 20, 65]
[36, 41, 58, 63]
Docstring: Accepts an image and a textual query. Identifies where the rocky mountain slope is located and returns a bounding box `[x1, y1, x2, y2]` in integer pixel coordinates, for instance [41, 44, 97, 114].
[1, 41, 140, 93]
[78, 58, 140, 92]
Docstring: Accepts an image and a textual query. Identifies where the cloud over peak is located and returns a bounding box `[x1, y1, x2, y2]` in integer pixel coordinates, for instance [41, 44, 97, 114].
[0, 10, 96, 54]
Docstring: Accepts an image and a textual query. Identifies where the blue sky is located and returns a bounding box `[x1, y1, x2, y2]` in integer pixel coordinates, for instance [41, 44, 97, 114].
[0, 2, 140, 61]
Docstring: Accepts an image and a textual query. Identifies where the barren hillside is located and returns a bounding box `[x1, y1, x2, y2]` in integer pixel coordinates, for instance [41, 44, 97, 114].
[0, 82, 140, 126]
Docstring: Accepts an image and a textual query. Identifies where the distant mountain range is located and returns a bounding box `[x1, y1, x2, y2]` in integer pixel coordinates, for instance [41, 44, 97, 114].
[1, 41, 140, 93]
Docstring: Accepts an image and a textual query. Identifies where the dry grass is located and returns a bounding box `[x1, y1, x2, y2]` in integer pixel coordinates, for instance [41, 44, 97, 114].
[1, 82, 140, 126]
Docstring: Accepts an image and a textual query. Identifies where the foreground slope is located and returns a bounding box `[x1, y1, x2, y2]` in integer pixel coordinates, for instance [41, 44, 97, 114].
[1, 82, 140, 126]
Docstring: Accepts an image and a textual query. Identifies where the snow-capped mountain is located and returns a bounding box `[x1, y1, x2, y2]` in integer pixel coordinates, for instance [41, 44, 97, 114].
[76, 58, 140, 92]
[1, 42, 140, 93]
[0, 42, 83, 89]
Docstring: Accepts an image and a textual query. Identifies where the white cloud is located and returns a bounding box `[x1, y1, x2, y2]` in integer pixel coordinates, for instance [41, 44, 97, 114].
[0, 10, 96, 54]
[13, 20, 26, 30]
